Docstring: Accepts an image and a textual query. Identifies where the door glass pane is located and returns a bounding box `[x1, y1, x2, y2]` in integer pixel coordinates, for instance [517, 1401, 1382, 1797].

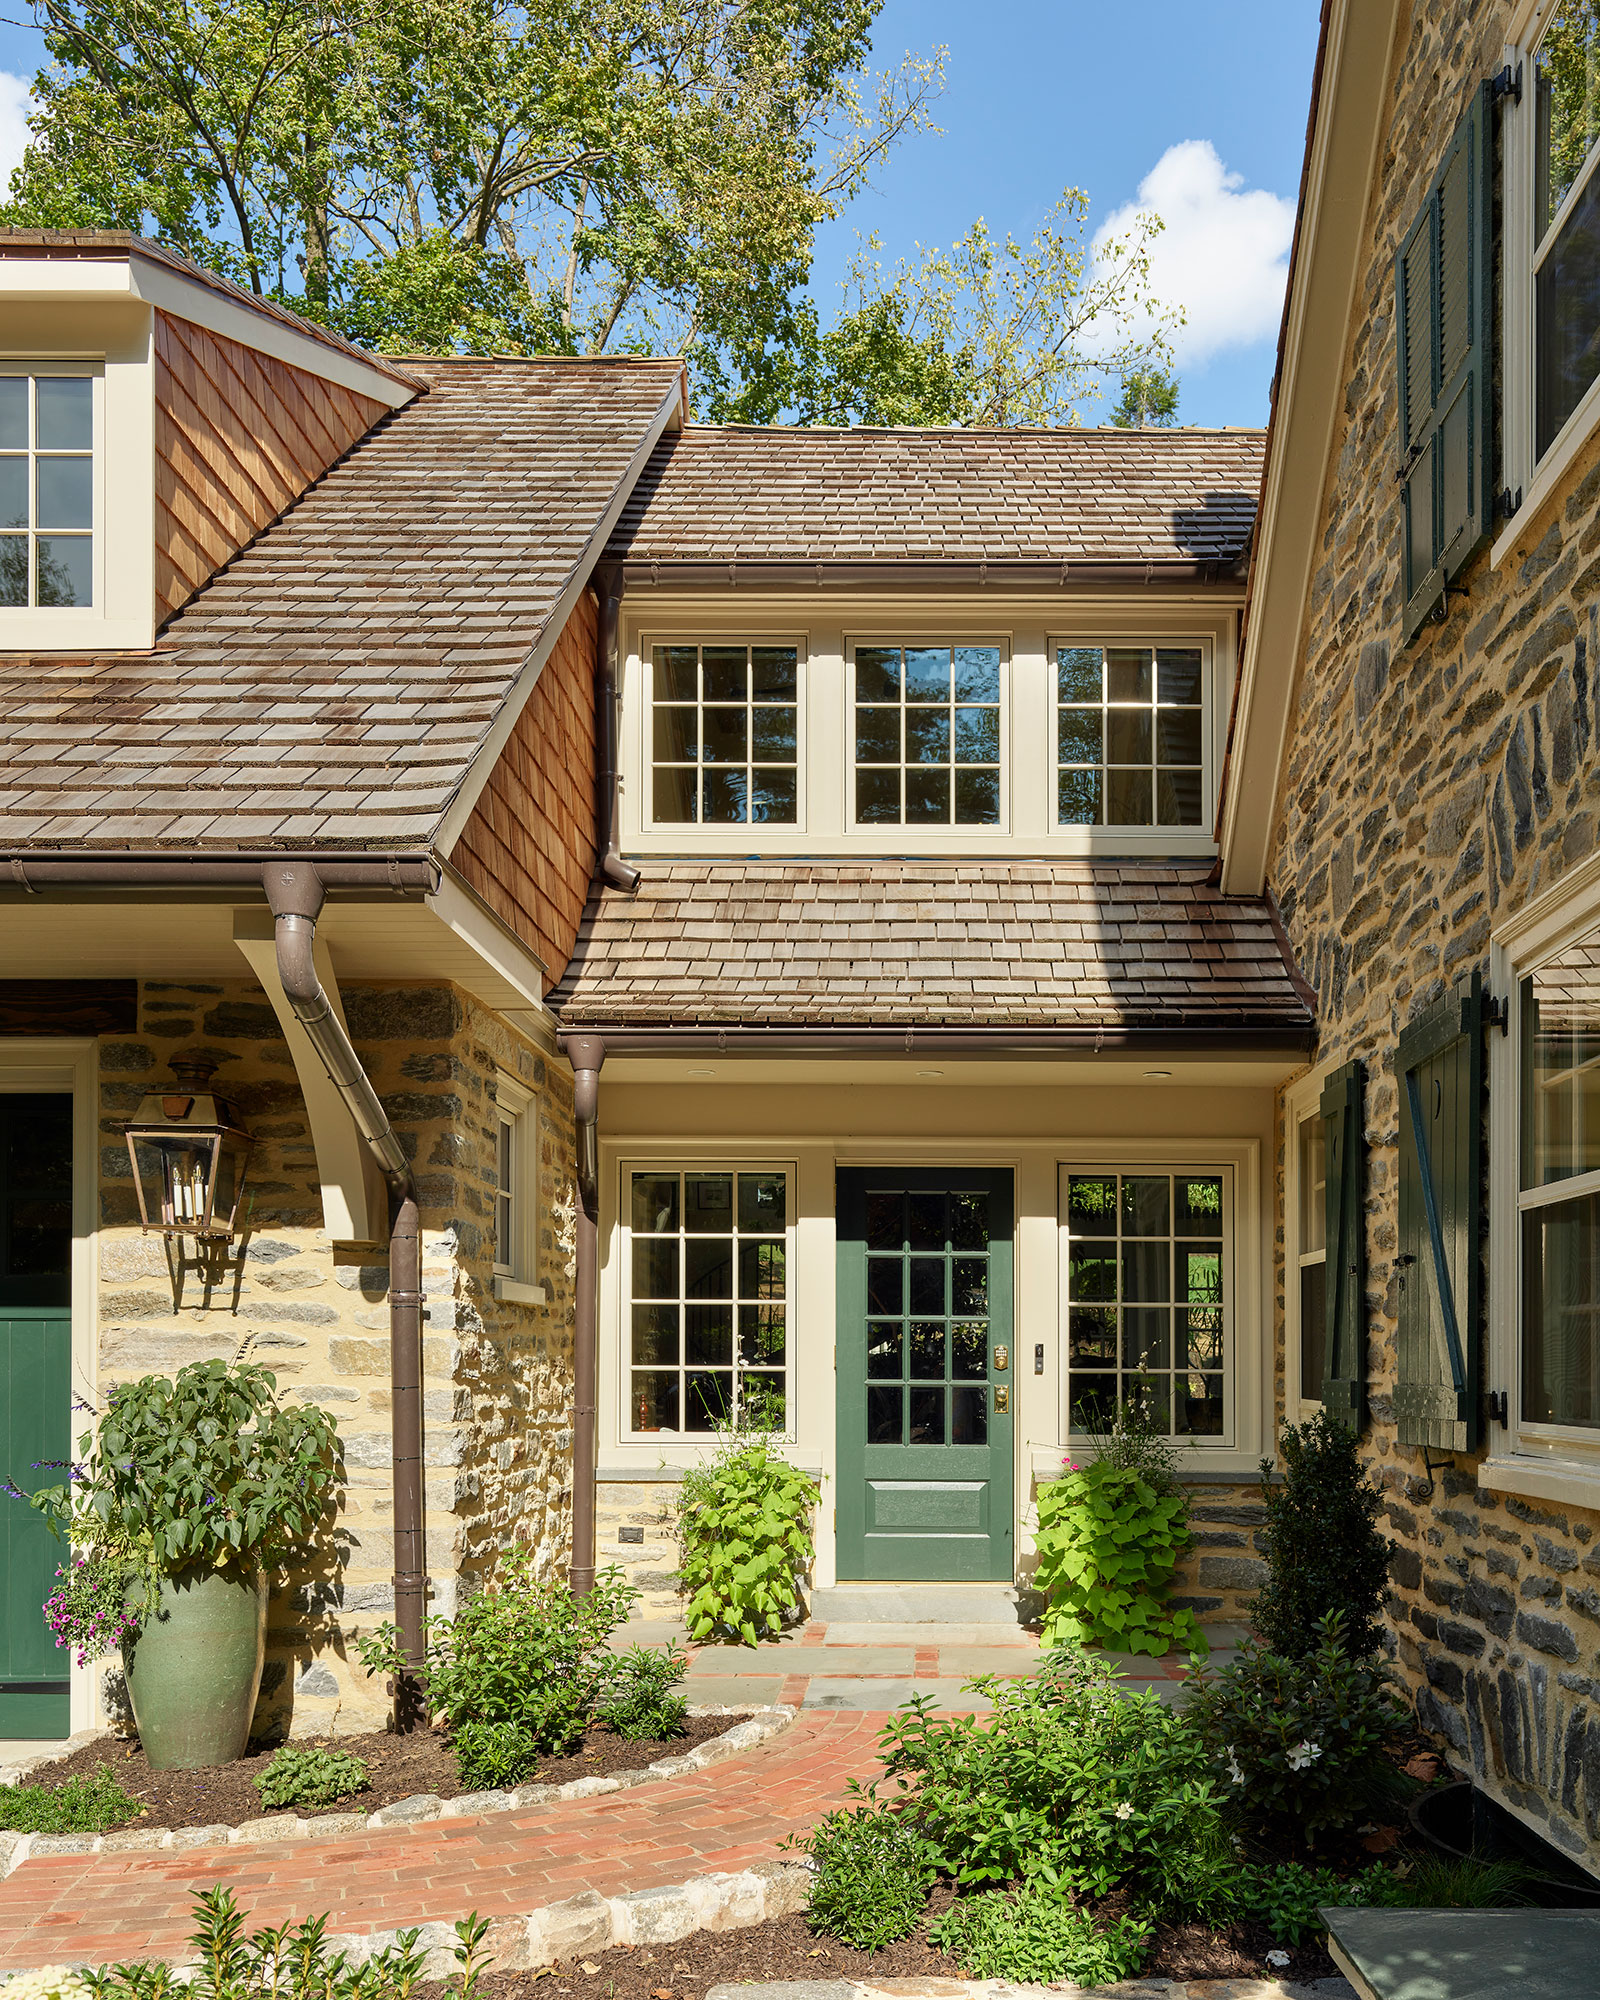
[951, 1321, 987, 1378]
[632, 1303, 678, 1364]
[867, 1322, 902, 1377]
[867, 1384, 903, 1442]
[632, 1371, 679, 1431]
[633, 1175, 679, 1234]
[867, 1258, 904, 1315]
[685, 1235, 733, 1297]
[908, 1191, 945, 1249]
[909, 1322, 945, 1378]
[685, 1371, 732, 1430]
[909, 1256, 945, 1313]
[866, 1191, 903, 1249]
[951, 1385, 988, 1444]
[949, 1191, 986, 1248]
[909, 1385, 945, 1443]
[738, 1303, 785, 1365]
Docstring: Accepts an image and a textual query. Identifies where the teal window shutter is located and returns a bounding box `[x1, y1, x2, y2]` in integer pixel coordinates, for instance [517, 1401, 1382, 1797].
[1396, 81, 1494, 645]
[1320, 1060, 1367, 1429]
[1395, 973, 1487, 1452]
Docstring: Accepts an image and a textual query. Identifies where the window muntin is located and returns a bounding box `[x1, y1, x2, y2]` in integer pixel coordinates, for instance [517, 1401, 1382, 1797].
[628, 1168, 788, 1434]
[1534, 6, 1600, 458]
[651, 643, 798, 825]
[1063, 1170, 1227, 1438]
[1056, 645, 1204, 827]
[853, 643, 1002, 826]
[0, 374, 93, 608]
[1520, 919, 1600, 1428]
[1296, 1111, 1328, 1403]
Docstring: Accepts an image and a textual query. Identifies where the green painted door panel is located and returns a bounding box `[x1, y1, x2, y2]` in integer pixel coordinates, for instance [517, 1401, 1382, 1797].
[836, 1169, 1014, 1581]
[0, 1092, 73, 1738]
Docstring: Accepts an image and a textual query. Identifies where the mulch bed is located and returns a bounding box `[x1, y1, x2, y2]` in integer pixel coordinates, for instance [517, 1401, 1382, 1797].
[26, 1715, 751, 1830]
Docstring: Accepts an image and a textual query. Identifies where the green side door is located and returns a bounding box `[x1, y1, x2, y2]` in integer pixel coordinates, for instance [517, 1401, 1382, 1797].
[836, 1169, 1014, 1582]
[0, 1093, 74, 1738]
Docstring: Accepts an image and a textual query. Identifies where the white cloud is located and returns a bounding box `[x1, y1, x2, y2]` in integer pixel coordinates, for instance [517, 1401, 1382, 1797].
[1093, 140, 1295, 367]
[0, 72, 35, 198]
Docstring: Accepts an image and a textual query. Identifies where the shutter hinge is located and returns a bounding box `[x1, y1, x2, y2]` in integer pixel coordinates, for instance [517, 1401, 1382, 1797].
[1482, 993, 1510, 1035]
[1491, 62, 1522, 105]
[1487, 1389, 1509, 1428]
[1496, 486, 1523, 519]
[1396, 440, 1427, 484]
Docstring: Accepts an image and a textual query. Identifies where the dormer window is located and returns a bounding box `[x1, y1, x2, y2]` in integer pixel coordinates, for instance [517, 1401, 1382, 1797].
[0, 371, 94, 608]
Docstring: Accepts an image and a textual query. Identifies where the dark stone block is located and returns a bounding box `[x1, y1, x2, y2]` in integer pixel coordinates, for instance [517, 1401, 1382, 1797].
[1466, 1574, 1516, 1636]
[401, 1053, 460, 1082]
[1515, 1610, 1580, 1661]
[379, 1092, 465, 1126]
[1507, 1495, 1570, 1534]
[1193, 1530, 1247, 1548]
[1170, 1595, 1224, 1615]
[1535, 1535, 1580, 1573]
[1413, 1606, 1440, 1640]
[1386, 1502, 1419, 1538]
[1391, 1546, 1423, 1591]
[1424, 1653, 1465, 1701]
[1566, 1585, 1600, 1626]
[100, 1042, 155, 1073]
[1439, 1620, 1487, 1659]
[202, 1001, 285, 1040]
[1355, 639, 1391, 720]
[1188, 1504, 1269, 1526]
[346, 988, 461, 1041]
[1522, 1574, 1563, 1604]
[1425, 1575, 1465, 1612]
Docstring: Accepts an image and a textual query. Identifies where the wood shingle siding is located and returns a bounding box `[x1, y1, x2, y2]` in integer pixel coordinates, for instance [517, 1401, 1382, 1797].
[153, 312, 389, 619]
[450, 588, 599, 984]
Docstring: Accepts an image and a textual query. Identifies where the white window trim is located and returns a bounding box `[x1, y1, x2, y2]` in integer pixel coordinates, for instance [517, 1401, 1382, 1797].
[1054, 1140, 1263, 1473]
[1494, 6, 1600, 565]
[491, 1072, 544, 1306]
[1487, 844, 1600, 1504]
[1283, 1063, 1335, 1422]
[618, 1156, 798, 1444]
[1048, 635, 1219, 847]
[641, 633, 809, 836]
[846, 635, 1012, 837]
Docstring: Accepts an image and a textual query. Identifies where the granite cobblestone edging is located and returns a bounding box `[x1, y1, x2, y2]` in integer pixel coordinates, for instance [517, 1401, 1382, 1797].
[698, 1982, 1356, 2000]
[0, 1707, 793, 1880]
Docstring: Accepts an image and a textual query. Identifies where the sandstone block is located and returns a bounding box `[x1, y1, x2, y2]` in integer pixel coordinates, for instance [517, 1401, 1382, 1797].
[509, 1783, 558, 1809]
[301, 1814, 369, 1840]
[367, 1793, 444, 1826]
[439, 1789, 512, 1818]
[751, 1858, 813, 1918]
[697, 1869, 766, 1932]
[1198, 1555, 1269, 1590]
[328, 1337, 390, 1376]
[231, 1816, 303, 1843]
[646, 1755, 696, 1778]
[609, 1882, 702, 1947]
[525, 1890, 614, 1966]
[164, 1824, 233, 1849]
[0, 1832, 31, 1875]
[556, 1775, 621, 1800]
[28, 1835, 97, 1856]
[96, 1827, 170, 1852]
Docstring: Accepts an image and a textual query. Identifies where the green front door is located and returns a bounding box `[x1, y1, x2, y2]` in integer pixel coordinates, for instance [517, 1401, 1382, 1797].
[836, 1169, 1014, 1581]
[1, 1094, 73, 1738]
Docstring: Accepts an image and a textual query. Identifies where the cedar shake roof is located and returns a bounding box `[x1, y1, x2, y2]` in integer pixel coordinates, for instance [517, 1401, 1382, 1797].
[551, 860, 1314, 1032]
[0, 357, 683, 848]
[605, 425, 1265, 570]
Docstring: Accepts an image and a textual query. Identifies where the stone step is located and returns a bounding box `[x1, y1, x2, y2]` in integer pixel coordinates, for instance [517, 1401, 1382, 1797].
[807, 1584, 1034, 1626]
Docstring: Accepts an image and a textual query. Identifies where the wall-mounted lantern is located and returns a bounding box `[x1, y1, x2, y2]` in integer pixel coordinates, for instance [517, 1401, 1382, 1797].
[123, 1055, 253, 1241]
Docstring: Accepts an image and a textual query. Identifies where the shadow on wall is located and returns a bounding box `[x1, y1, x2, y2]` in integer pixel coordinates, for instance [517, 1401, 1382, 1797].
[1169, 489, 1259, 565]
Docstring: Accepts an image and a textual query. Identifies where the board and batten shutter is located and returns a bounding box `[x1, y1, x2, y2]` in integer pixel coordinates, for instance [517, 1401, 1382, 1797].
[1396, 81, 1494, 645]
[1320, 1060, 1368, 1429]
[1395, 974, 1487, 1452]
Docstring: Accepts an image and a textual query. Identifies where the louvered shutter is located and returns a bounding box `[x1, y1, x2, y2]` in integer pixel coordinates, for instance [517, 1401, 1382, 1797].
[1320, 1061, 1368, 1429]
[1396, 82, 1495, 645]
[1395, 974, 1487, 1451]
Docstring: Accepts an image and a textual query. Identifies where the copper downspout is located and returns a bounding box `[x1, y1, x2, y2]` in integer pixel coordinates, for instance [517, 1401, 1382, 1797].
[262, 858, 427, 1727]
[594, 567, 639, 894]
[565, 1033, 605, 1596]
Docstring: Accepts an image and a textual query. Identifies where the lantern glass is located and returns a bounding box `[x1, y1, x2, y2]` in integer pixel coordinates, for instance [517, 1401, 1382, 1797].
[123, 1065, 252, 1241]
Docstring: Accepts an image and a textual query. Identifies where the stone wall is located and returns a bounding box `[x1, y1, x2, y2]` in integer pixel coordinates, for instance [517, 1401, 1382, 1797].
[1267, 0, 1600, 1863]
[95, 977, 576, 1738]
[596, 1479, 684, 1618]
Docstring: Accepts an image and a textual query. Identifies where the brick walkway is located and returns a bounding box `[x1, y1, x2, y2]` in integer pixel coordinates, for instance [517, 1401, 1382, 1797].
[0, 1711, 883, 1974]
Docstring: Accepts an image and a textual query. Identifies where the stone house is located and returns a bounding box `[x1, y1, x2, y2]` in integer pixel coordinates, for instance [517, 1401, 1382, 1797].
[1227, 0, 1600, 1868]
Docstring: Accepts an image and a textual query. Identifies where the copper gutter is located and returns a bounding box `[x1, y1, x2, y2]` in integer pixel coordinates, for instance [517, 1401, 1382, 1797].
[564, 1034, 605, 1597]
[3, 853, 435, 895]
[558, 1023, 1314, 1058]
[618, 557, 1250, 592]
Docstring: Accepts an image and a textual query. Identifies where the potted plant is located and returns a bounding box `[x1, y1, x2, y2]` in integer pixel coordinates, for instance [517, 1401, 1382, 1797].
[18, 1359, 340, 1769]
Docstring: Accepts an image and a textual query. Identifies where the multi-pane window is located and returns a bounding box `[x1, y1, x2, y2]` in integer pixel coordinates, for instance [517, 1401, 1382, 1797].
[494, 1113, 516, 1273]
[853, 644, 1002, 826]
[1520, 921, 1600, 1428]
[1056, 646, 1204, 827]
[651, 644, 798, 824]
[491, 1074, 538, 1296]
[1062, 1171, 1227, 1438]
[0, 374, 93, 608]
[1296, 1112, 1327, 1405]
[628, 1168, 788, 1433]
[865, 1187, 991, 1446]
[1534, 5, 1600, 458]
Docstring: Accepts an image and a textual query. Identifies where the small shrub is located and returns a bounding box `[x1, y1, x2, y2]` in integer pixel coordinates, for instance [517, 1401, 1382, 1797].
[802, 1802, 935, 1948]
[1234, 1861, 1386, 1946]
[677, 1431, 818, 1645]
[931, 1887, 1152, 1987]
[357, 1546, 636, 1758]
[253, 1745, 370, 1811]
[452, 1720, 544, 1792]
[1033, 1462, 1201, 1657]
[1184, 1614, 1409, 1843]
[597, 1644, 689, 1741]
[0, 1762, 142, 1835]
[1255, 1412, 1391, 1660]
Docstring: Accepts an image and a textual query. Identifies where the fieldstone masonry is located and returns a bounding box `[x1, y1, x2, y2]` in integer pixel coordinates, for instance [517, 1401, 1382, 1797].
[93, 976, 578, 1736]
[1268, 0, 1600, 1863]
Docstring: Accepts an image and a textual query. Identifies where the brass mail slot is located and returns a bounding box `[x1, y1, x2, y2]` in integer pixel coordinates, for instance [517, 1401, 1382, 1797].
[994, 1385, 1009, 1414]
[993, 1344, 1009, 1372]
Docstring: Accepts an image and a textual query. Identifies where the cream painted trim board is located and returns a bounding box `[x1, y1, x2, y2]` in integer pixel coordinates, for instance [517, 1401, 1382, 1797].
[1282, 1061, 1334, 1422]
[427, 863, 547, 1001]
[233, 913, 390, 1249]
[1218, 0, 1405, 897]
[0, 1039, 99, 1734]
[433, 377, 684, 857]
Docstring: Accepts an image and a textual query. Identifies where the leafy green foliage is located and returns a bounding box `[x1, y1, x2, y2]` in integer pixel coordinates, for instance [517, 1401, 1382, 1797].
[356, 1546, 638, 1762]
[801, 1802, 935, 1948]
[22, 1363, 341, 1623]
[1255, 1413, 1392, 1660]
[1184, 1615, 1409, 1843]
[676, 1434, 818, 1644]
[1032, 1463, 1200, 1656]
[450, 1721, 545, 1792]
[596, 1644, 689, 1741]
[873, 1649, 1232, 1916]
[930, 1887, 1152, 1987]
[1109, 366, 1180, 427]
[1231, 1861, 1393, 1946]
[0, 1762, 141, 1834]
[253, 1745, 369, 1811]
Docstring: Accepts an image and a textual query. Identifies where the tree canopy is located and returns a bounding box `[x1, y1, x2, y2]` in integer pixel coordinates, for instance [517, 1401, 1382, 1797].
[6, 0, 1181, 423]
[1108, 365, 1181, 428]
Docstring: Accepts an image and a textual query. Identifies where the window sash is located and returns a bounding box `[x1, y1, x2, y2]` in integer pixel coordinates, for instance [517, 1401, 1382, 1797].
[0, 370, 96, 611]
[648, 642, 801, 828]
[849, 642, 1005, 829]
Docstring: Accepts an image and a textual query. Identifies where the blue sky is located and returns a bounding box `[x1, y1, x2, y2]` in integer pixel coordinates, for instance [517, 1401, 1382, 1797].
[0, 2, 1320, 427]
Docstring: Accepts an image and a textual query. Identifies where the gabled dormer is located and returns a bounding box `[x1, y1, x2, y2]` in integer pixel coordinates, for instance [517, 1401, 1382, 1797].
[0, 230, 419, 651]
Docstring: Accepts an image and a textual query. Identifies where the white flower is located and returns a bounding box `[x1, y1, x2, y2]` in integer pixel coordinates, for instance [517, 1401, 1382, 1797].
[1286, 1738, 1323, 1771]
[1225, 1746, 1245, 1785]
[1113, 1801, 1134, 1820]
[1266, 1950, 1292, 1969]
[0, 1972, 93, 2000]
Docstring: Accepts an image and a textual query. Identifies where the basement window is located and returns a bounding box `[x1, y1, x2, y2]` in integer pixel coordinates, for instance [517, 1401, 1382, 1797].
[0, 371, 95, 609]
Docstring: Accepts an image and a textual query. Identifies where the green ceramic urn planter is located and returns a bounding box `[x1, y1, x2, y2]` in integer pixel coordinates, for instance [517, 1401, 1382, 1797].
[122, 1565, 268, 1768]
